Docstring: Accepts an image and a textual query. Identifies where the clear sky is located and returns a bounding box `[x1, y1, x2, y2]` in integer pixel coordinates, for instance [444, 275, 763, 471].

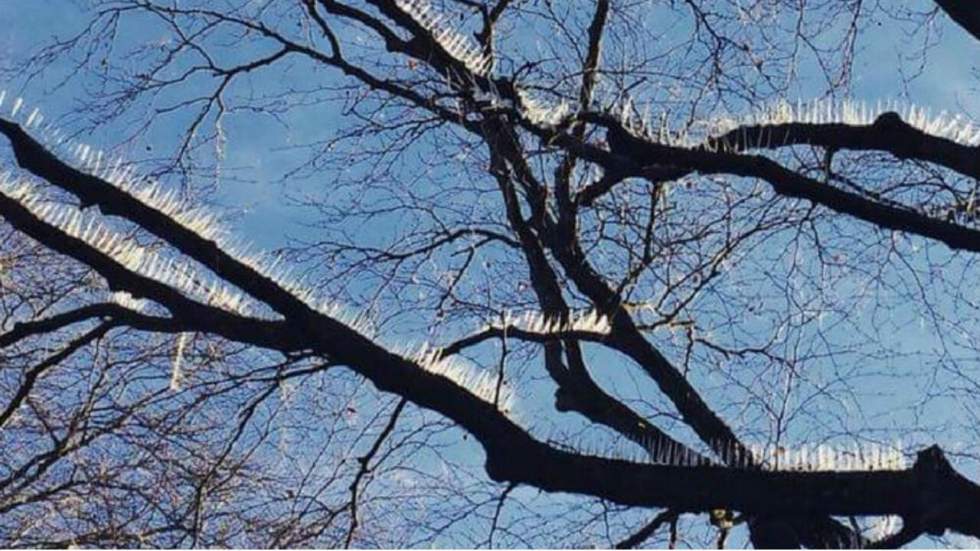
[2, 1, 979, 547]
[2, 1, 977, 245]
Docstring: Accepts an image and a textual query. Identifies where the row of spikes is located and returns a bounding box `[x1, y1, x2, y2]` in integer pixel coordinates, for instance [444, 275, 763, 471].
[0, 92, 529, 409]
[732, 98, 980, 143]
[491, 308, 612, 335]
[704, 439, 908, 472]
[0, 92, 229, 245]
[549, 430, 711, 467]
[0, 93, 340, 321]
[465, 77, 573, 130]
[614, 96, 980, 150]
[6, 94, 422, 332]
[565, 432, 908, 472]
[404, 340, 516, 415]
[515, 88, 573, 128]
[394, 0, 493, 76]
[0, 176, 254, 316]
[170, 332, 190, 391]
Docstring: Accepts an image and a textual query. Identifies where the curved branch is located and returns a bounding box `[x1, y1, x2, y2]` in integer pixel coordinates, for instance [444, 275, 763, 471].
[0, 322, 113, 429]
[615, 509, 680, 549]
[6, 86, 980, 545]
[706, 113, 980, 181]
[549, 116, 980, 255]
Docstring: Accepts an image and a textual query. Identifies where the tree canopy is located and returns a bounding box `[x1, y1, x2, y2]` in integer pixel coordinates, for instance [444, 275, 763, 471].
[1, 1, 979, 548]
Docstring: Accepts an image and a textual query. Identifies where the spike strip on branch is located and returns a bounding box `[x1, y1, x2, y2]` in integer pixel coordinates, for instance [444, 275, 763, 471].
[357, 2, 573, 130]
[704, 440, 908, 472]
[515, 88, 573, 128]
[430, 308, 612, 371]
[535, 113, 980, 254]
[0, 183, 298, 352]
[496, 309, 612, 335]
[0, 109, 325, 320]
[611, 96, 980, 153]
[401, 341, 516, 414]
[0, 107, 522, 413]
[3, 104, 980, 540]
[391, 0, 493, 76]
[0, 96, 442, 328]
[0, 175, 253, 315]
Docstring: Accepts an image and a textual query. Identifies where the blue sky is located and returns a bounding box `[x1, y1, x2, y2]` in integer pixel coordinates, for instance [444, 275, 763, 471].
[2, 1, 977, 247]
[2, 1, 980, 547]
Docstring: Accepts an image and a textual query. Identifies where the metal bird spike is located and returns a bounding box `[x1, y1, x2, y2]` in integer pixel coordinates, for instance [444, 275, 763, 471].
[687, 96, 980, 151]
[170, 333, 189, 391]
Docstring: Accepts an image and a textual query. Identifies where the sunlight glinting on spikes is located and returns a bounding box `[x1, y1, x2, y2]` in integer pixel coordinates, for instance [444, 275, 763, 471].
[7, 106, 336, 320]
[516, 88, 572, 128]
[493, 308, 612, 336]
[0, 98, 294, 316]
[402, 340, 516, 415]
[611, 96, 980, 150]
[393, 0, 492, 76]
[0, 94, 943, 470]
[734, 98, 980, 147]
[635, 438, 913, 472]
[0, 176, 255, 315]
[109, 291, 150, 313]
[170, 332, 189, 391]
[1, 96, 233, 247]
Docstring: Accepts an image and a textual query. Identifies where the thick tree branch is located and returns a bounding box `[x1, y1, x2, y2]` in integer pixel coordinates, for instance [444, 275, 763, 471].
[934, 0, 980, 42]
[706, 114, 980, 181]
[539, 116, 980, 255]
[3, 121, 980, 542]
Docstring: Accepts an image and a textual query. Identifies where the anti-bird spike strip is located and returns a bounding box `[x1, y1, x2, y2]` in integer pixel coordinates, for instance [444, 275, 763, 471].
[494, 309, 612, 336]
[718, 98, 980, 148]
[404, 341, 516, 414]
[0, 173, 254, 315]
[393, 0, 493, 75]
[5, 94, 406, 328]
[516, 88, 572, 128]
[613, 96, 980, 150]
[0, 93, 232, 249]
[109, 291, 150, 313]
[742, 442, 908, 472]
[170, 332, 189, 391]
[563, 433, 909, 472]
[0, 94, 529, 414]
[0, 95, 331, 315]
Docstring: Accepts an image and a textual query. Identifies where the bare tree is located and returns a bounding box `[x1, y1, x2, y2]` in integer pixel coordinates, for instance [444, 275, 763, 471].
[1, 0, 980, 547]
